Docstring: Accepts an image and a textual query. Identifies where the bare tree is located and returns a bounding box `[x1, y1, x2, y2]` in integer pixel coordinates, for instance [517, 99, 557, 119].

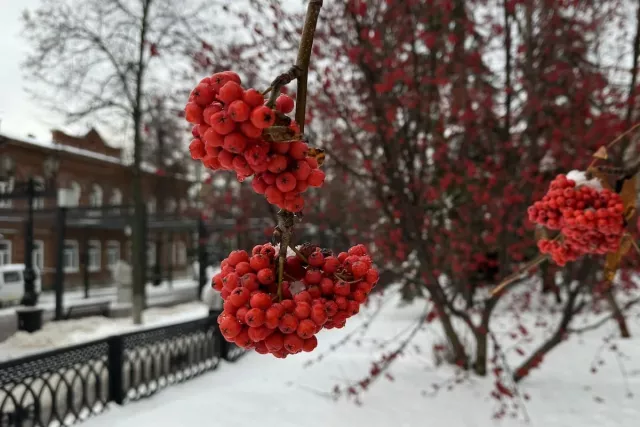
[22, 0, 222, 324]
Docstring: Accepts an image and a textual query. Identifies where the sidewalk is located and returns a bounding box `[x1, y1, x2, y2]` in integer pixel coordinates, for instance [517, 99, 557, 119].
[0, 266, 221, 343]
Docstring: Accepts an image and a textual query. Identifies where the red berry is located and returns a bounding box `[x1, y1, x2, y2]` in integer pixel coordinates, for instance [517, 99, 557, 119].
[293, 160, 312, 181]
[289, 141, 309, 160]
[272, 142, 290, 154]
[251, 176, 268, 194]
[275, 94, 295, 113]
[319, 278, 334, 295]
[283, 334, 304, 353]
[267, 155, 288, 174]
[351, 261, 368, 279]
[193, 83, 216, 106]
[302, 336, 318, 352]
[294, 291, 313, 304]
[276, 172, 297, 193]
[308, 169, 326, 187]
[250, 106, 276, 129]
[279, 313, 299, 334]
[236, 307, 249, 324]
[265, 186, 284, 205]
[304, 269, 323, 285]
[311, 305, 328, 326]
[218, 81, 244, 104]
[308, 251, 324, 267]
[229, 287, 251, 307]
[223, 300, 238, 315]
[203, 103, 224, 124]
[243, 88, 265, 107]
[257, 268, 275, 285]
[202, 128, 224, 147]
[240, 121, 263, 138]
[294, 302, 311, 319]
[296, 319, 316, 339]
[334, 281, 351, 296]
[185, 102, 203, 124]
[210, 72, 233, 91]
[211, 111, 236, 135]
[222, 71, 242, 84]
[228, 100, 251, 122]
[265, 332, 284, 351]
[284, 196, 304, 212]
[241, 273, 259, 291]
[245, 308, 266, 327]
[250, 292, 273, 310]
[223, 132, 248, 153]
[219, 316, 242, 339]
[295, 180, 309, 193]
[189, 139, 206, 159]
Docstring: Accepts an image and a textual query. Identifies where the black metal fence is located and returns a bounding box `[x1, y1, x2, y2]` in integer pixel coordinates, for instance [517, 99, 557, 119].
[0, 313, 246, 427]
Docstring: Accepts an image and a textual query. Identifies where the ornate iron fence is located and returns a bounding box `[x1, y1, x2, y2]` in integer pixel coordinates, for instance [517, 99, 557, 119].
[0, 314, 237, 427]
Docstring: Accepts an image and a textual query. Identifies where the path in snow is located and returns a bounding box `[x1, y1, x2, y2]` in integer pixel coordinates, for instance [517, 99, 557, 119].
[80, 288, 640, 427]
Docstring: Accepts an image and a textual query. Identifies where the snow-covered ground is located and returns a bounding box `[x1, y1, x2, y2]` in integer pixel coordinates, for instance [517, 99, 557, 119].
[0, 301, 210, 362]
[76, 285, 640, 427]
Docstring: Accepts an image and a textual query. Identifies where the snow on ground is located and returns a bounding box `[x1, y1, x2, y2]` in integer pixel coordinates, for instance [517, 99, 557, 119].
[0, 301, 209, 362]
[80, 285, 640, 427]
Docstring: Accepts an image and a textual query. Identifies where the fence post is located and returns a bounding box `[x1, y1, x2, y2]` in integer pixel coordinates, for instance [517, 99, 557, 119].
[209, 309, 227, 360]
[108, 335, 125, 405]
[54, 207, 67, 321]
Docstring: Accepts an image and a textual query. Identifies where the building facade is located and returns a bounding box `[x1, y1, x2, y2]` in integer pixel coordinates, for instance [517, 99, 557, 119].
[0, 129, 197, 290]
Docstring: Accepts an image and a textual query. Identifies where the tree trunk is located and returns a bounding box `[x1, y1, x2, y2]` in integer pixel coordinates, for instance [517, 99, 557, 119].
[131, 0, 152, 325]
[605, 289, 631, 338]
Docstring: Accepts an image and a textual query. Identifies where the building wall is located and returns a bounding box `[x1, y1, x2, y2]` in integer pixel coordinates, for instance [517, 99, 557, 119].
[0, 130, 197, 291]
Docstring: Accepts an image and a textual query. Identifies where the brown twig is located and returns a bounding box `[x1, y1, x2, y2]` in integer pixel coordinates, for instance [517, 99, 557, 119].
[294, 0, 323, 134]
[289, 244, 309, 263]
[491, 253, 549, 296]
[271, 0, 323, 300]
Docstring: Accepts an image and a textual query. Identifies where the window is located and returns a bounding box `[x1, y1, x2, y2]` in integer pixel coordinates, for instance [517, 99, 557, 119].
[70, 181, 81, 207]
[107, 241, 120, 269]
[33, 240, 44, 270]
[88, 240, 101, 272]
[0, 179, 13, 209]
[180, 199, 187, 212]
[172, 241, 187, 265]
[89, 184, 103, 207]
[33, 177, 45, 209]
[110, 189, 122, 206]
[147, 241, 156, 266]
[166, 198, 177, 213]
[63, 240, 79, 272]
[0, 240, 11, 265]
[147, 197, 156, 214]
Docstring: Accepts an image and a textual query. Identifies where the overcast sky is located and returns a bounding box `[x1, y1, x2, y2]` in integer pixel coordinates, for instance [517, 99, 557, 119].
[0, 0, 62, 141]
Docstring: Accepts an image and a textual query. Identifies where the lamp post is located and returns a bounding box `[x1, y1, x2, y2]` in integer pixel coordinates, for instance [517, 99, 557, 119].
[0, 155, 58, 331]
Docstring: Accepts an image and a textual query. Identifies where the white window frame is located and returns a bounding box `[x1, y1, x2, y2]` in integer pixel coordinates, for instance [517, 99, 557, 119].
[88, 240, 101, 272]
[166, 198, 177, 213]
[106, 241, 120, 269]
[63, 240, 79, 273]
[147, 241, 156, 266]
[0, 239, 12, 265]
[89, 184, 103, 207]
[147, 198, 156, 214]
[33, 177, 45, 209]
[110, 189, 123, 206]
[0, 180, 13, 209]
[33, 240, 44, 270]
[70, 181, 81, 207]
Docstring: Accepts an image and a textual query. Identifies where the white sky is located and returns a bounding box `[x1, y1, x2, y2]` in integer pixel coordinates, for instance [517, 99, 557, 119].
[0, 0, 66, 142]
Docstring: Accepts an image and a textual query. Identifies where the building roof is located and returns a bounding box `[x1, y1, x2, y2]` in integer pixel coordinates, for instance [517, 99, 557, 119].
[0, 129, 195, 182]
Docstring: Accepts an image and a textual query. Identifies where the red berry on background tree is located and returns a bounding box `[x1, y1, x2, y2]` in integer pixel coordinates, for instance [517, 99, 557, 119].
[202, 0, 640, 393]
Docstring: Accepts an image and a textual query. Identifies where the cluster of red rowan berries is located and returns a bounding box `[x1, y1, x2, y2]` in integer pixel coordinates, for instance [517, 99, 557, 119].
[527, 173, 626, 265]
[185, 70, 325, 212]
[213, 243, 379, 358]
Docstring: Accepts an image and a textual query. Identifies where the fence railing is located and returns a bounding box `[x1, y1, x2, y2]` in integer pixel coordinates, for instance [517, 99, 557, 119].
[0, 312, 246, 427]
